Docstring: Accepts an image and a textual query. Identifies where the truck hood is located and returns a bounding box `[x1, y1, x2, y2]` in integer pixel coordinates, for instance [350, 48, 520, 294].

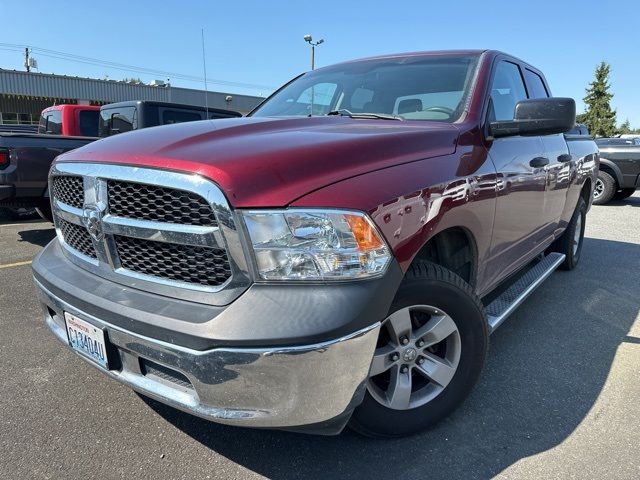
[60, 116, 459, 207]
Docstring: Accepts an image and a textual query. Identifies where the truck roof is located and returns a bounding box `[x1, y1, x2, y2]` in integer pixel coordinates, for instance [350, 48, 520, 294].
[100, 100, 242, 116]
[41, 104, 100, 113]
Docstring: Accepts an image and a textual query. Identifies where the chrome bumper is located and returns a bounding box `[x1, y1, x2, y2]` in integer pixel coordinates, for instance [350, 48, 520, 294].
[35, 279, 380, 429]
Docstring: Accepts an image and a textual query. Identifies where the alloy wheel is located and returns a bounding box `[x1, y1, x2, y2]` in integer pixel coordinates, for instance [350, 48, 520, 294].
[593, 179, 604, 200]
[367, 305, 461, 410]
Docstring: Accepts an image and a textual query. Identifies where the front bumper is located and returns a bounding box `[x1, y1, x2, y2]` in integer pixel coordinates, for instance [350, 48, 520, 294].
[33, 240, 401, 432]
[37, 279, 380, 430]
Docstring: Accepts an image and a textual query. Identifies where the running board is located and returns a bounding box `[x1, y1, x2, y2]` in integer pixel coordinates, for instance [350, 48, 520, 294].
[485, 253, 565, 333]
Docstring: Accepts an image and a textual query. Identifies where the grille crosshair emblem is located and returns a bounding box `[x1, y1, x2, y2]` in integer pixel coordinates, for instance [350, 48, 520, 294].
[83, 205, 104, 242]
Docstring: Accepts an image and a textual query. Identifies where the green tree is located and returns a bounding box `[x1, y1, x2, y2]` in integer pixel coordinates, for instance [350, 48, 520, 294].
[580, 62, 617, 137]
[618, 119, 632, 135]
[122, 77, 143, 84]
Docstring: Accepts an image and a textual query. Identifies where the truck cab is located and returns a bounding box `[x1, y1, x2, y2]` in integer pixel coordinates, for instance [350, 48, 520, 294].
[98, 100, 242, 137]
[38, 105, 100, 137]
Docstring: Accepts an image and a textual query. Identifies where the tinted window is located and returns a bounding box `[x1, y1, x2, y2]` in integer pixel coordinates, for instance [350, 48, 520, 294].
[99, 107, 137, 137]
[162, 110, 203, 125]
[78, 110, 99, 137]
[252, 55, 480, 122]
[490, 61, 528, 121]
[524, 69, 549, 98]
[42, 111, 62, 135]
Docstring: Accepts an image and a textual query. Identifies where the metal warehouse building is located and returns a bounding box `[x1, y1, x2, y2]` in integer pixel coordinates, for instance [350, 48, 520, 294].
[0, 69, 265, 124]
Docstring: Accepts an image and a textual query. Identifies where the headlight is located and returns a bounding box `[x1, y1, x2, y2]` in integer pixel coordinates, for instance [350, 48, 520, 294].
[241, 209, 391, 280]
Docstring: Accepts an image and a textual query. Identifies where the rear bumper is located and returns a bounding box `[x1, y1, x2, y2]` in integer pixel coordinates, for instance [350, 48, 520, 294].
[36, 278, 380, 431]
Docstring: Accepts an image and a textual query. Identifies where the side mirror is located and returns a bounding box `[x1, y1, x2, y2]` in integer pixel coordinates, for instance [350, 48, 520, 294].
[489, 97, 576, 139]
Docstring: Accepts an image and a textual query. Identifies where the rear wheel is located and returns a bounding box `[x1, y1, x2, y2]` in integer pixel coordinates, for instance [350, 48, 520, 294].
[549, 197, 586, 271]
[349, 262, 488, 437]
[593, 171, 616, 205]
[613, 188, 635, 201]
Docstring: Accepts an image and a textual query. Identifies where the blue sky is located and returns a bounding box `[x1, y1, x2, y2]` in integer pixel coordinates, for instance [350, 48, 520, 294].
[1, 0, 638, 126]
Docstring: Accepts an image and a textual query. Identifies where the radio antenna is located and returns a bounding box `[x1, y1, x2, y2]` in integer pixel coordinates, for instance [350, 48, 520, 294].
[201, 28, 209, 116]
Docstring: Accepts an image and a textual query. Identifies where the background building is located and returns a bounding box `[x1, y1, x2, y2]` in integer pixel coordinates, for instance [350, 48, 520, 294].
[0, 69, 265, 125]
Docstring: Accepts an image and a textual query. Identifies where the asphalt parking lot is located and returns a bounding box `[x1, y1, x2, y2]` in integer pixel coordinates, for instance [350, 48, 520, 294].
[1, 195, 639, 480]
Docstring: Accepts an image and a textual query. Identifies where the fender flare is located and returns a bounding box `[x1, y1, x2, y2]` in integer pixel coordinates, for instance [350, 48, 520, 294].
[598, 158, 623, 186]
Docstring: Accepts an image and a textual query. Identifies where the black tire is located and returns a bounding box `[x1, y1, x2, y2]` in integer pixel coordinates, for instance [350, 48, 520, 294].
[549, 197, 586, 271]
[613, 188, 635, 201]
[592, 171, 616, 205]
[349, 262, 488, 437]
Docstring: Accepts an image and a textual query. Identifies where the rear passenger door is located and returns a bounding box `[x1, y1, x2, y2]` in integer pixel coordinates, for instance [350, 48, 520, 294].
[524, 68, 571, 236]
[486, 60, 548, 281]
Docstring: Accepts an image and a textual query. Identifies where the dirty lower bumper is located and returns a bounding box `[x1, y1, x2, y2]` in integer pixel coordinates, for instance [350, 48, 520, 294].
[35, 277, 381, 432]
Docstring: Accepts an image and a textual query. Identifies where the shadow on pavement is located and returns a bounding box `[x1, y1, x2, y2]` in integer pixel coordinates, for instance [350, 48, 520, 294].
[141, 236, 640, 480]
[605, 194, 640, 208]
[18, 228, 56, 247]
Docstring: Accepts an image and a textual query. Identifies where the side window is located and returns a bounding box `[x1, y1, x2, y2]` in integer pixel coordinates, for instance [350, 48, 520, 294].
[162, 109, 203, 125]
[296, 83, 338, 116]
[524, 69, 549, 99]
[99, 107, 137, 136]
[490, 61, 528, 121]
[78, 110, 99, 137]
[46, 111, 62, 135]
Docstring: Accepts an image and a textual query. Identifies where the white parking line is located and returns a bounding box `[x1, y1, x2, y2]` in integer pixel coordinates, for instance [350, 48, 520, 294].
[0, 260, 33, 270]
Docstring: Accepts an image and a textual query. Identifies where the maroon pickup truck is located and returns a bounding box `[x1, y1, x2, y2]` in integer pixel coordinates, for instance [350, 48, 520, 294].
[33, 50, 598, 437]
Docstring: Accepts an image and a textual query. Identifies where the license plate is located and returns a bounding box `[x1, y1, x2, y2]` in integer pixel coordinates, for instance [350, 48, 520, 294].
[64, 312, 109, 369]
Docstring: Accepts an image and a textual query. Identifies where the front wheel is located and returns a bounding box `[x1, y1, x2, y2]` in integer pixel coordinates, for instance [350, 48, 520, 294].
[349, 262, 488, 437]
[593, 171, 616, 205]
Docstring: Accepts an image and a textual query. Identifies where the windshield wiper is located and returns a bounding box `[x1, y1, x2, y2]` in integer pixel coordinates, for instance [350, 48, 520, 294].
[327, 109, 404, 121]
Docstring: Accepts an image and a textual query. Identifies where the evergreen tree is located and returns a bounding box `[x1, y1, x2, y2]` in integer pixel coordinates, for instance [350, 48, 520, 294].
[580, 62, 617, 137]
[618, 119, 632, 135]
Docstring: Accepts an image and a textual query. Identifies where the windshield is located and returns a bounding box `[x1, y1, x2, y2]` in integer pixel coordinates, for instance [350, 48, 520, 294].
[251, 54, 479, 122]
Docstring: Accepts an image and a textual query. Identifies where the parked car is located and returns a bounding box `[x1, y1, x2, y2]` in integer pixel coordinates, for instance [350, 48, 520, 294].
[38, 105, 100, 137]
[98, 101, 242, 137]
[0, 132, 96, 221]
[593, 137, 640, 204]
[33, 50, 598, 437]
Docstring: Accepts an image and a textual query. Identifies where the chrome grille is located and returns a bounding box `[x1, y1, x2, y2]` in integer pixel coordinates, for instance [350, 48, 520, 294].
[50, 163, 250, 305]
[58, 218, 96, 259]
[115, 235, 231, 287]
[52, 176, 84, 209]
[107, 180, 217, 226]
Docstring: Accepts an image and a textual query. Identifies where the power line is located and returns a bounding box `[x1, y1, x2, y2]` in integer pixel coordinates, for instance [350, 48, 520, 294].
[0, 42, 274, 91]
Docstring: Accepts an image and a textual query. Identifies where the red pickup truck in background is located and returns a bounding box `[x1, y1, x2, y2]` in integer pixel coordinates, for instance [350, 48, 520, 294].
[38, 105, 100, 137]
[34, 50, 598, 437]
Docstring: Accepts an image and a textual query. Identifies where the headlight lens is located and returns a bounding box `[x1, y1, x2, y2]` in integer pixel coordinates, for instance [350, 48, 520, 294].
[241, 209, 391, 280]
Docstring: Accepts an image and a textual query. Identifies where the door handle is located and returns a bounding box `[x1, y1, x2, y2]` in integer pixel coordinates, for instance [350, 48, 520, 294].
[530, 157, 549, 168]
[557, 154, 572, 163]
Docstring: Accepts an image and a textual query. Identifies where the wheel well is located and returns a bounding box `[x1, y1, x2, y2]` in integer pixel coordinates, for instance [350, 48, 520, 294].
[581, 178, 592, 204]
[598, 164, 619, 188]
[411, 227, 477, 287]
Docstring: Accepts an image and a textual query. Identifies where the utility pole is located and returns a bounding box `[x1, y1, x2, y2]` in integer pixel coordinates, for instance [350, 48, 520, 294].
[24, 48, 30, 72]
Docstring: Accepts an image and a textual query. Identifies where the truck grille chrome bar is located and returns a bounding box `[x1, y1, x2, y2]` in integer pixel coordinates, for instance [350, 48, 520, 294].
[49, 163, 250, 306]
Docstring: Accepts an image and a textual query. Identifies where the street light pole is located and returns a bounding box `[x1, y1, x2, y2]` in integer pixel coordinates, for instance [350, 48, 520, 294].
[303, 35, 324, 70]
